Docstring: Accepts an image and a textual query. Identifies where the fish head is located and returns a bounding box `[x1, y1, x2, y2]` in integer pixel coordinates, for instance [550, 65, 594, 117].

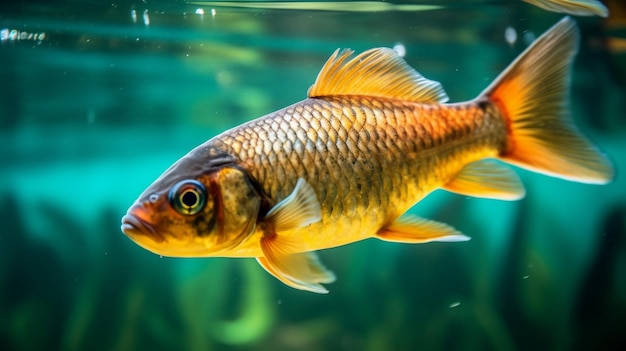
[121, 156, 261, 257]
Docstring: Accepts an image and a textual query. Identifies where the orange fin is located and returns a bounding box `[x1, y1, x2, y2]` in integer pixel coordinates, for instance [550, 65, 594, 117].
[443, 160, 525, 201]
[308, 47, 448, 104]
[264, 178, 321, 232]
[377, 215, 470, 244]
[257, 235, 336, 294]
[522, 0, 608, 17]
[483, 17, 613, 184]
[258, 178, 333, 293]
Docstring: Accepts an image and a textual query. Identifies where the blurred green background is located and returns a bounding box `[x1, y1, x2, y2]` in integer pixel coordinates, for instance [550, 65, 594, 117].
[1, 0, 625, 350]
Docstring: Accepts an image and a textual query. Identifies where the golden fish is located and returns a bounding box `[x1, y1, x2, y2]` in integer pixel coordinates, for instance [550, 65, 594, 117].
[523, 0, 608, 17]
[121, 17, 613, 293]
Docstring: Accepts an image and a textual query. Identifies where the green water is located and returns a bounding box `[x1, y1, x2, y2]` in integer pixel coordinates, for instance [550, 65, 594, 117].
[1, 1, 625, 350]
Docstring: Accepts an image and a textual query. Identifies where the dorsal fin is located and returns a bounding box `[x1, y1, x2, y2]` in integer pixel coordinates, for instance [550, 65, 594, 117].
[308, 48, 449, 104]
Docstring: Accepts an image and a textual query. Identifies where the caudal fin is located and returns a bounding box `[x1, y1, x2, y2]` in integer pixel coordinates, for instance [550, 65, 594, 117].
[482, 17, 613, 184]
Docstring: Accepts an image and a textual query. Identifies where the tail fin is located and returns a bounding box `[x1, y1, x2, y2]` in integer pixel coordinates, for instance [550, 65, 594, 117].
[481, 17, 613, 184]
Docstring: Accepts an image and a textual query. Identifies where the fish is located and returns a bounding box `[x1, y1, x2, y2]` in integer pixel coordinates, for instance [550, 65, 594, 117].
[121, 17, 613, 294]
[194, 1, 609, 17]
[522, 0, 608, 17]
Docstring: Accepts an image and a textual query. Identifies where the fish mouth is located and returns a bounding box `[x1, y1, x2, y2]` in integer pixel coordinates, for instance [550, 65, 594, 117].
[121, 212, 163, 242]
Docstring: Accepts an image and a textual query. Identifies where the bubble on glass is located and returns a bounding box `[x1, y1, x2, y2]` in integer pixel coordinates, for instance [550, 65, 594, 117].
[195, 8, 204, 20]
[143, 9, 150, 26]
[131, 9, 137, 23]
[523, 31, 536, 46]
[392, 43, 406, 57]
[505, 26, 517, 47]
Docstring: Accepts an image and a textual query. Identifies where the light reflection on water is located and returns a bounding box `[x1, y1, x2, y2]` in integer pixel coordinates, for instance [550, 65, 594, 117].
[1, 28, 46, 42]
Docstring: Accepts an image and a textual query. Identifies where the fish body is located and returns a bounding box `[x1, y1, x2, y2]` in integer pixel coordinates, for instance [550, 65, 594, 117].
[208, 96, 505, 253]
[122, 17, 613, 293]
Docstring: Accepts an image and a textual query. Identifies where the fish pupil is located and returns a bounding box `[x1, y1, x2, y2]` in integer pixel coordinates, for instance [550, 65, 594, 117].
[181, 190, 198, 208]
[168, 180, 206, 215]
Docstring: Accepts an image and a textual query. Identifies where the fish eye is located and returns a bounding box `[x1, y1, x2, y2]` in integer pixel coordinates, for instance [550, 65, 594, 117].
[168, 180, 206, 215]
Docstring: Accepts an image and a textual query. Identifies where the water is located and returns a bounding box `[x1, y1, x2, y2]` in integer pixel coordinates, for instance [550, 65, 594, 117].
[2, 1, 625, 350]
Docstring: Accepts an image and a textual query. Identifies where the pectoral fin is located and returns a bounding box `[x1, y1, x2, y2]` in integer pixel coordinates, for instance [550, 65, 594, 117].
[377, 215, 470, 243]
[264, 178, 321, 232]
[443, 159, 525, 201]
[257, 178, 334, 294]
[257, 235, 336, 294]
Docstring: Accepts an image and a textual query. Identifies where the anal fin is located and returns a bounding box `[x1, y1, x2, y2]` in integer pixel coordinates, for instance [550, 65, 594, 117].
[443, 159, 525, 201]
[377, 215, 470, 244]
